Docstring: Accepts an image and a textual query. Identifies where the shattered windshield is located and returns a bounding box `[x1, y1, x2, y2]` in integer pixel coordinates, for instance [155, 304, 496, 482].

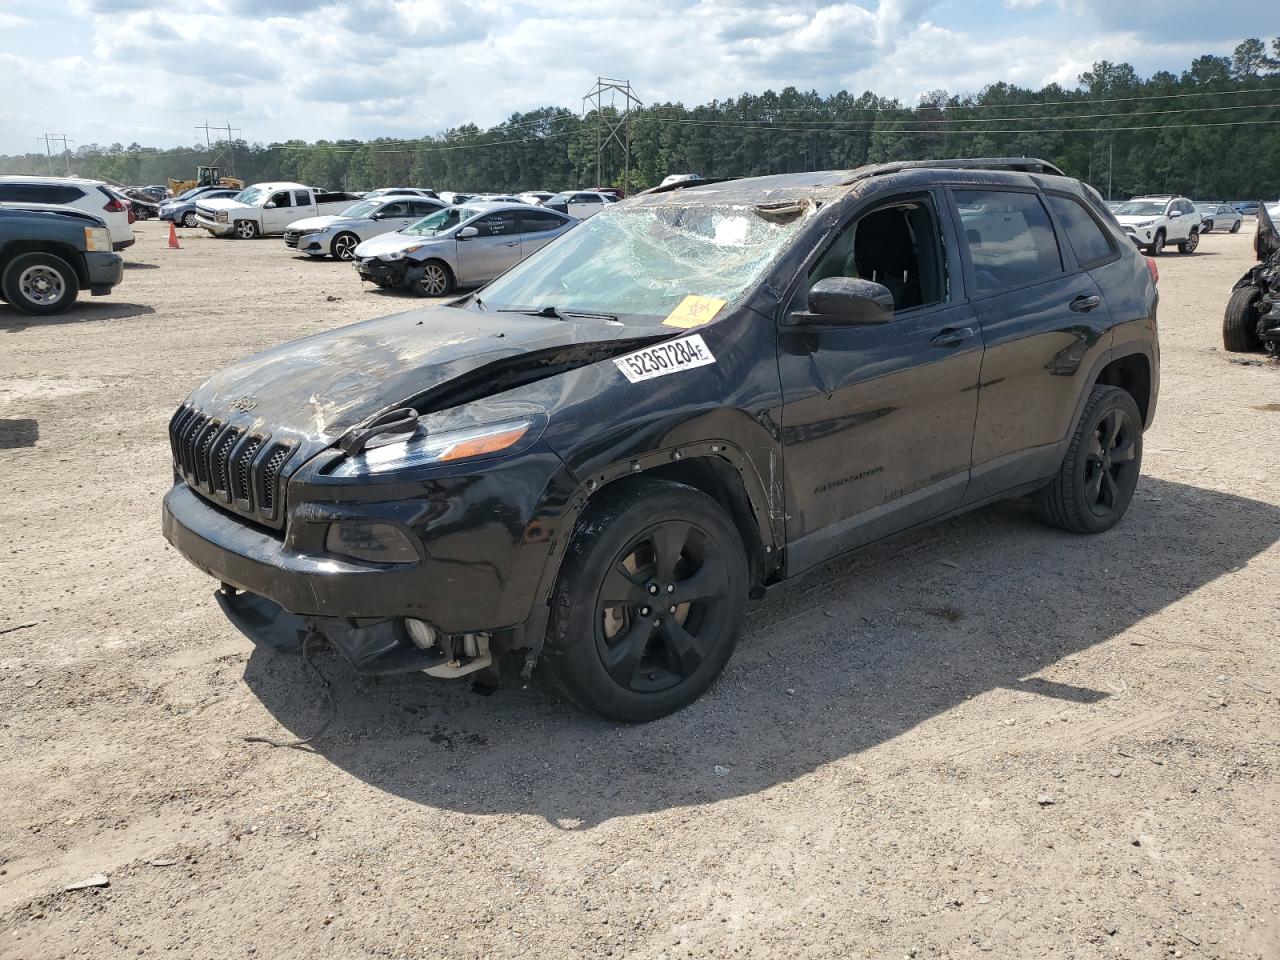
[1114, 201, 1166, 217]
[473, 202, 811, 323]
[403, 206, 478, 236]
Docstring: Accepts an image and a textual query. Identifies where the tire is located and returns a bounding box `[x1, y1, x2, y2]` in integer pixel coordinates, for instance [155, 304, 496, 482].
[330, 232, 360, 260]
[1034, 385, 1143, 535]
[1230, 220, 1242, 234]
[1145, 230, 1166, 256]
[1223, 285, 1262, 352]
[543, 479, 749, 722]
[1177, 229, 1199, 254]
[1, 252, 80, 316]
[1202, 221, 1214, 234]
[411, 260, 454, 297]
[234, 220, 258, 240]
[182, 211, 198, 228]
[372, 277, 395, 289]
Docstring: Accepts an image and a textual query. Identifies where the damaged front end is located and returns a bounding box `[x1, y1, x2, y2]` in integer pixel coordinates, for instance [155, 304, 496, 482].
[161, 304, 680, 687]
[1231, 203, 1280, 353]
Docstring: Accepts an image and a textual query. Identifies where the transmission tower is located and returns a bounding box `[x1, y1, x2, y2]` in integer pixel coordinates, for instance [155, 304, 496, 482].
[195, 118, 242, 177]
[582, 78, 642, 192]
[37, 134, 74, 175]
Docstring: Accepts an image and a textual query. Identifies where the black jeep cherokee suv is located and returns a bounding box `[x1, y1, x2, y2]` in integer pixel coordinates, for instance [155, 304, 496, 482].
[163, 157, 1159, 722]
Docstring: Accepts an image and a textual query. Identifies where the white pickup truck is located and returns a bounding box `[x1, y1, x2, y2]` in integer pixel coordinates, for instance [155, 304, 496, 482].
[195, 182, 362, 239]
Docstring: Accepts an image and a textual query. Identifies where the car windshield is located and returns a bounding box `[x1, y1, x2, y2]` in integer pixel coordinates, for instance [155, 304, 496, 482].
[340, 200, 380, 219]
[473, 201, 812, 324]
[1194, 204, 1215, 213]
[1114, 201, 1166, 216]
[235, 186, 265, 206]
[402, 206, 479, 236]
[176, 187, 205, 201]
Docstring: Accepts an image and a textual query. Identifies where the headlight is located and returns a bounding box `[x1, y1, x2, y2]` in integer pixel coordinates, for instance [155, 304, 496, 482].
[83, 226, 111, 251]
[216, 210, 229, 223]
[385, 244, 425, 261]
[1134, 220, 1155, 228]
[329, 419, 534, 477]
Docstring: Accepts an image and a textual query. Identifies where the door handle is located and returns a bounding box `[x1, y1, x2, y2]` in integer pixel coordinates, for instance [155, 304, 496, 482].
[930, 326, 975, 348]
[504, 241, 518, 247]
[1069, 295, 1102, 313]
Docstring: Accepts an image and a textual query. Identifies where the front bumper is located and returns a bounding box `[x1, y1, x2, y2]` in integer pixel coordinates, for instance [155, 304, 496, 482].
[162, 443, 577, 634]
[85, 251, 124, 294]
[197, 215, 235, 236]
[355, 257, 409, 283]
[291, 231, 329, 256]
[1123, 226, 1155, 245]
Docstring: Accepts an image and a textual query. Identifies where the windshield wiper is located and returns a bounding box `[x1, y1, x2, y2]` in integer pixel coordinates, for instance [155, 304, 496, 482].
[496, 305, 621, 322]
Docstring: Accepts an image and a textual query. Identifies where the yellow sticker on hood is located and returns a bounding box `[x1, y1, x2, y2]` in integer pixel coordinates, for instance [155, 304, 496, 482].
[663, 295, 727, 329]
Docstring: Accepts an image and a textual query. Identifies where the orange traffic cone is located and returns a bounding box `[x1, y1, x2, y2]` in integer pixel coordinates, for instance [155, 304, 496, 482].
[168, 222, 181, 249]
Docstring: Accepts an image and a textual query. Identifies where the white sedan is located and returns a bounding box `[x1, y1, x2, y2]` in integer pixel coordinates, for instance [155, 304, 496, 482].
[284, 196, 447, 260]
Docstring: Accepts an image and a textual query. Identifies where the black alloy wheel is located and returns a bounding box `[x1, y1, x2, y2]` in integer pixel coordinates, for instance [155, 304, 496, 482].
[545, 479, 748, 722]
[1035, 385, 1143, 534]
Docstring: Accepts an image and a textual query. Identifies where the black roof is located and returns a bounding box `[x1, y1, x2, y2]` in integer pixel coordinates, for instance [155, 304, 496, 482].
[633, 158, 1067, 208]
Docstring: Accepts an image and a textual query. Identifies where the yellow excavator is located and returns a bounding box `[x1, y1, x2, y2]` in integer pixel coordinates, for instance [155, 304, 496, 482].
[166, 165, 244, 196]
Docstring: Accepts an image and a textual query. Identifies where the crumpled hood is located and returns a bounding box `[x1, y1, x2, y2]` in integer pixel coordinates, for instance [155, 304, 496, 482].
[287, 214, 344, 234]
[354, 231, 448, 259]
[1257, 203, 1279, 261]
[184, 304, 659, 447]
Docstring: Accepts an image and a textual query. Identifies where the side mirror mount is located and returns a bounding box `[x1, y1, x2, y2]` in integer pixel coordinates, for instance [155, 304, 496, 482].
[788, 277, 895, 327]
[1168, 210, 1181, 218]
[264, 201, 277, 209]
[456, 226, 479, 239]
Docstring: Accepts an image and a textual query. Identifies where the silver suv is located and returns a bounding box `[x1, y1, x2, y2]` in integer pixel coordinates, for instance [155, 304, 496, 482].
[1111, 195, 1199, 256]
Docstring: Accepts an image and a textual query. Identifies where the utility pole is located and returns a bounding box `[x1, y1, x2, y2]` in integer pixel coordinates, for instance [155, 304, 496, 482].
[582, 78, 641, 192]
[37, 134, 73, 175]
[195, 118, 241, 175]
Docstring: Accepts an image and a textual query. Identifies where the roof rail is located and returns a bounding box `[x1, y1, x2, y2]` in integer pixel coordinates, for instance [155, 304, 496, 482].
[846, 157, 1066, 183]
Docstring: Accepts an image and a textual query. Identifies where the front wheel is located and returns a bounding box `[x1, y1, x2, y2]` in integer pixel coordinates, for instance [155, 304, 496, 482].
[1146, 230, 1166, 256]
[1223, 285, 1262, 352]
[182, 211, 198, 228]
[412, 260, 454, 297]
[330, 232, 359, 260]
[1035, 385, 1143, 535]
[1230, 220, 1242, 234]
[1, 252, 80, 316]
[1177, 229, 1199, 254]
[543, 479, 749, 722]
[234, 220, 258, 240]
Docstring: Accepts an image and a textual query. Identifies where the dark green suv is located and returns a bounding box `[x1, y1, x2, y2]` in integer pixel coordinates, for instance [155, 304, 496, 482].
[0, 205, 124, 316]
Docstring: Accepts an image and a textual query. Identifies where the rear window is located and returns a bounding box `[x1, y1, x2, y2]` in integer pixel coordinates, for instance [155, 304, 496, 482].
[954, 189, 1063, 294]
[1045, 194, 1115, 267]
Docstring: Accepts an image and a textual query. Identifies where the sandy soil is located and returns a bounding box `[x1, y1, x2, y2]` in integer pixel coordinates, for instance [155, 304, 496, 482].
[0, 222, 1277, 960]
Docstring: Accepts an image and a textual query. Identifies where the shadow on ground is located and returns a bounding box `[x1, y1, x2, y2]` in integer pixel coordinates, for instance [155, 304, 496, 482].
[0, 302, 156, 329]
[243, 476, 1278, 826]
[0, 418, 38, 449]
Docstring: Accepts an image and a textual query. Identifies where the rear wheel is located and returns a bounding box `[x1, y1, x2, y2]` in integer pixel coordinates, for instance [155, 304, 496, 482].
[1223, 285, 1262, 352]
[1177, 229, 1199, 254]
[1, 252, 80, 316]
[234, 220, 258, 240]
[412, 260, 454, 297]
[1035, 385, 1142, 535]
[1146, 230, 1166, 256]
[330, 232, 359, 260]
[543, 479, 749, 722]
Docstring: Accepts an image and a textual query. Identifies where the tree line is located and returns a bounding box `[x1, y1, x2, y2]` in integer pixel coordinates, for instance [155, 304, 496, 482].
[3, 38, 1279, 200]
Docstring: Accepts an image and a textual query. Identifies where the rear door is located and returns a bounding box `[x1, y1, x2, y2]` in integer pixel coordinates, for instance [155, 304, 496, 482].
[372, 199, 415, 233]
[954, 186, 1115, 503]
[455, 211, 522, 283]
[517, 209, 571, 257]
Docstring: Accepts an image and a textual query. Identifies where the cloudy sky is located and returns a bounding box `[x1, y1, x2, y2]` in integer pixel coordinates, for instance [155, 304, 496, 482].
[0, 0, 1270, 155]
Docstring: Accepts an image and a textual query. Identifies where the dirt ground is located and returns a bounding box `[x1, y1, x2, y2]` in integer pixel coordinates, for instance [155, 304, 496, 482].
[1, 221, 1277, 960]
